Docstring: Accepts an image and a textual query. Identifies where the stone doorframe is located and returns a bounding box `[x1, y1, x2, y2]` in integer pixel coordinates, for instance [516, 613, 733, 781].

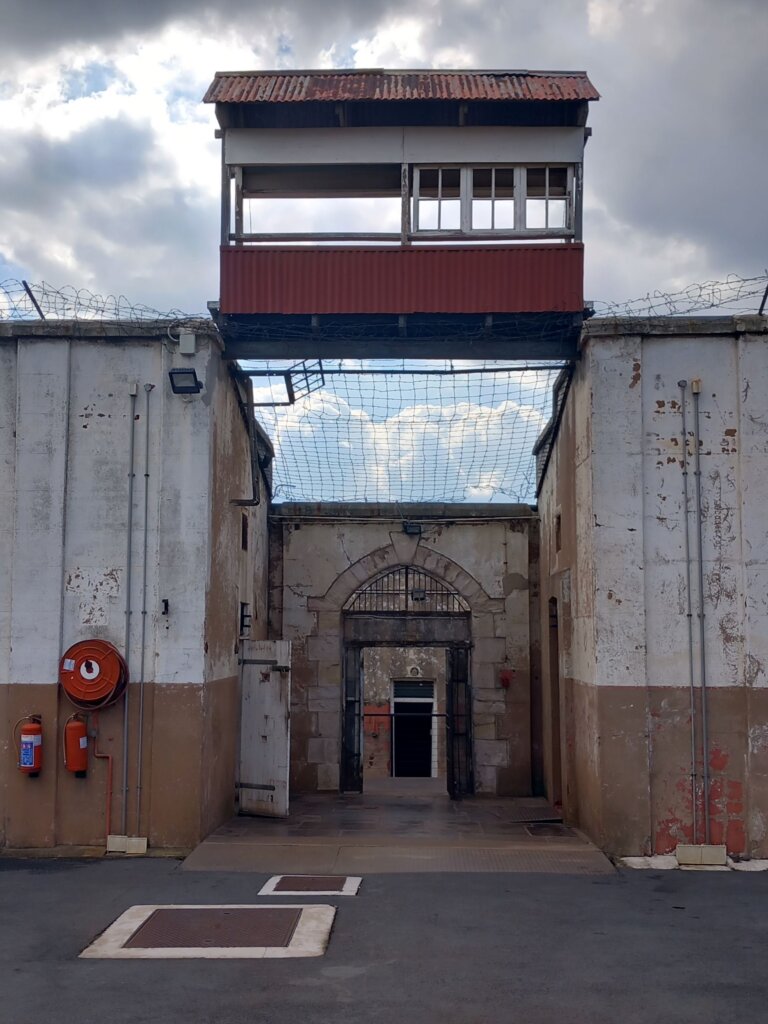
[295, 534, 506, 793]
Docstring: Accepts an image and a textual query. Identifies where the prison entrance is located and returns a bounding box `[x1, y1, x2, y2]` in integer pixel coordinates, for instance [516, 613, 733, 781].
[340, 566, 473, 799]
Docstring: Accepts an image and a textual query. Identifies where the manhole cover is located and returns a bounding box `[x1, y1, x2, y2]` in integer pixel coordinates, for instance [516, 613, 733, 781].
[124, 907, 301, 948]
[274, 876, 347, 892]
[260, 874, 362, 896]
[80, 904, 337, 959]
[525, 824, 576, 838]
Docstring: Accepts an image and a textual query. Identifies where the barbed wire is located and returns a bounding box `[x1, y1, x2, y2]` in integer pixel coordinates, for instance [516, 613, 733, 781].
[2, 272, 765, 504]
[0, 280, 201, 325]
[2, 272, 766, 324]
[590, 273, 768, 319]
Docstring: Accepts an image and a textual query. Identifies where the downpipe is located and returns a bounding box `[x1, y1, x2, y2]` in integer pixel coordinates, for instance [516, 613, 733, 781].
[692, 379, 711, 844]
[135, 382, 155, 835]
[678, 381, 698, 843]
[121, 384, 138, 836]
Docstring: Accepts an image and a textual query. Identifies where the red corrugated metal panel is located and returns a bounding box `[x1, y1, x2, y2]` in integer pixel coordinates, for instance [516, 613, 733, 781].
[220, 245, 584, 315]
[204, 71, 599, 105]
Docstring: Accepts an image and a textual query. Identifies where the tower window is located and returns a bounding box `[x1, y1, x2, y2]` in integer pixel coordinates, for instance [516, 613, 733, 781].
[412, 165, 572, 236]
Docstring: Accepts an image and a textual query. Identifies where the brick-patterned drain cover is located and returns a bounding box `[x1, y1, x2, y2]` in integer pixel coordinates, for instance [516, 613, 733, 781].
[274, 875, 347, 893]
[525, 823, 576, 838]
[124, 907, 301, 948]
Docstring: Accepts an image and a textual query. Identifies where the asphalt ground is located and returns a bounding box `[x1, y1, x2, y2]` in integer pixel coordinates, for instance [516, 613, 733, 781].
[1, 856, 767, 1024]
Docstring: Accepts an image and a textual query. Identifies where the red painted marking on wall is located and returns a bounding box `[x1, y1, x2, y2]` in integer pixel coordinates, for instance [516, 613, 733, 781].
[709, 747, 729, 771]
[363, 702, 392, 775]
[655, 816, 691, 854]
[726, 780, 744, 816]
[704, 776, 745, 853]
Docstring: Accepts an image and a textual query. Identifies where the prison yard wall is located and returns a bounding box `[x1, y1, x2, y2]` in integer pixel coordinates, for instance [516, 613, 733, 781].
[538, 316, 768, 858]
[269, 503, 538, 796]
[0, 322, 265, 851]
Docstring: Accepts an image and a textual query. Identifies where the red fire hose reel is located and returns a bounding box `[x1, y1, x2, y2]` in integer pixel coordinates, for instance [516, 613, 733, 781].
[15, 641, 127, 779]
[59, 639, 128, 710]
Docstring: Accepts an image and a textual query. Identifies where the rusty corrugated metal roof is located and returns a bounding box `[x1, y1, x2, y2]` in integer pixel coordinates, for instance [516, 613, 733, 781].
[203, 70, 599, 105]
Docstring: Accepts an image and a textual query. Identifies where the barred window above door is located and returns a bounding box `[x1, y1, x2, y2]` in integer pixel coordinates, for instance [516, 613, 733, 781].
[344, 566, 469, 615]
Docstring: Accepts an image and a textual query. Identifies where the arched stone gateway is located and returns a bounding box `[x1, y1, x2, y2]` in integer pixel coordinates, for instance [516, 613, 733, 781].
[269, 506, 536, 799]
[341, 566, 473, 796]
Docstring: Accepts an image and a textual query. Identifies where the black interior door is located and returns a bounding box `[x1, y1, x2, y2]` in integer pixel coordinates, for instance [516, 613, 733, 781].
[393, 701, 432, 777]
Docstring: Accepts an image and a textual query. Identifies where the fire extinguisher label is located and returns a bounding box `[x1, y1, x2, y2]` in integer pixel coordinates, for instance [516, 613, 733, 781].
[20, 740, 35, 766]
[79, 736, 88, 749]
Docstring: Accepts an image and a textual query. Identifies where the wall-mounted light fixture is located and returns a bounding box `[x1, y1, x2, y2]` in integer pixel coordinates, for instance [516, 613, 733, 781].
[168, 368, 203, 395]
[402, 522, 422, 535]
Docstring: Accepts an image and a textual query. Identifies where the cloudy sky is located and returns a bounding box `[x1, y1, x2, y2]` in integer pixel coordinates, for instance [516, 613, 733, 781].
[1, 0, 766, 314]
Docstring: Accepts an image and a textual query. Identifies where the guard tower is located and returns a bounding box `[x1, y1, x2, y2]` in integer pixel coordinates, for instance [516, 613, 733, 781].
[204, 69, 599, 359]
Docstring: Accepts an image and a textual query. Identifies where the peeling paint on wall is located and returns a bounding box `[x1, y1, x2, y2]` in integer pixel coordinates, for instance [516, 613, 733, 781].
[65, 567, 122, 626]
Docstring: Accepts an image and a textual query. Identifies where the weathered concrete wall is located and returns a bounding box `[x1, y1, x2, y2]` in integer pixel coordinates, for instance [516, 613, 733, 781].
[269, 503, 537, 796]
[0, 323, 265, 850]
[539, 316, 768, 857]
[202, 357, 269, 837]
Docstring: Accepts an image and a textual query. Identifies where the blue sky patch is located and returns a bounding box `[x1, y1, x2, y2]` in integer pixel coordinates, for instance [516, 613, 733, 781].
[61, 62, 119, 101]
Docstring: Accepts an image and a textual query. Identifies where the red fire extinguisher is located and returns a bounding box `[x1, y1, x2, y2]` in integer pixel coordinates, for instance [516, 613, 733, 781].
[64, 715, 89, 778]
[16, 716, 43, 777]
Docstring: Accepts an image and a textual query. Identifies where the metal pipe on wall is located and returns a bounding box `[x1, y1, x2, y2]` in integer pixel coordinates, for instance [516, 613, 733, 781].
[691, 379, 711, 844]
[135, 382, 154, 835]
[678, 380, 698, 844]
[120, 384, 138, 837]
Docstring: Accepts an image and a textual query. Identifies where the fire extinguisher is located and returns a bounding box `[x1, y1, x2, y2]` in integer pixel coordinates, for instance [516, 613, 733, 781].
[64, 715, 89, 778]
[15, 716, 43, 777]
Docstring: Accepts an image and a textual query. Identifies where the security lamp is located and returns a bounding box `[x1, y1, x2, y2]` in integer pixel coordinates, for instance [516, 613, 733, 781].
[168, 368, 203, 395]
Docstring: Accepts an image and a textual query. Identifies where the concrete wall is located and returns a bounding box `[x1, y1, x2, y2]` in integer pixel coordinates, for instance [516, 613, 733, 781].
[269, 503, 537, 796]
[0, 322, 266, 850]
[538, 316, 768, 857]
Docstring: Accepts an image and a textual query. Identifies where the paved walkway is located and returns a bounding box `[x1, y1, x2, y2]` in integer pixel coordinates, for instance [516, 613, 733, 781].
[184, 785, 613, 874]
[4, 856, 767, 1024]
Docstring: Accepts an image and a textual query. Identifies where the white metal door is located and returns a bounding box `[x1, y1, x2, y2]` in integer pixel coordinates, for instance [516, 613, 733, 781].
[238, 639, 291, 817]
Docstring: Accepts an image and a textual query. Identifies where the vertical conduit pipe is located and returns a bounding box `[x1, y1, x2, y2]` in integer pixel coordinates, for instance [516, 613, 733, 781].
[121, 385, 138, 837]
[135, 382, 154, 835]
[678, 381, 698, 844]
[692, 379, 711, 844]
[92, 712, 113, 845]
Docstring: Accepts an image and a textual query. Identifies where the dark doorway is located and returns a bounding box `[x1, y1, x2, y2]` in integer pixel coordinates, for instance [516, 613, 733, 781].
[393, 701, 432, 777]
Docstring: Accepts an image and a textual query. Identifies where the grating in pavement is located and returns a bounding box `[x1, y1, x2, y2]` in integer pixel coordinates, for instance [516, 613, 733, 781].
[124, 907, 301, 948]
[525, 824, 578, 838]
[274, 875, 347, 892]
[80, 904, 338, 959]
[259, 874, 362, 896]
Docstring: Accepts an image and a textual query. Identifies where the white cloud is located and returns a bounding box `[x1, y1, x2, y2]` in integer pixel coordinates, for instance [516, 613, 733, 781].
[256, 374, 555, 502]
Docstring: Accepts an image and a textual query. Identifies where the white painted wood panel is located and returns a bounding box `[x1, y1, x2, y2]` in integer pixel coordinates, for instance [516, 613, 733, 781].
[238, 639, 291, 817]
[225, 126, 585, 167]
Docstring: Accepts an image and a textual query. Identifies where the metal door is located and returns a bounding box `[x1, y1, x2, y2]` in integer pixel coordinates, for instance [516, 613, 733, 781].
[340, 645, 363, 792]
[446, 645, 474, 799]
[238, 639, 291, 817]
